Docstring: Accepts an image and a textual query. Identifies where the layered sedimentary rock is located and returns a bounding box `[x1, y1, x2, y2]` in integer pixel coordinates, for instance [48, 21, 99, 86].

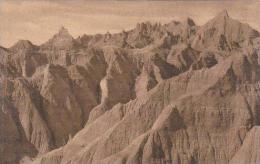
[0, 10, 259, 164]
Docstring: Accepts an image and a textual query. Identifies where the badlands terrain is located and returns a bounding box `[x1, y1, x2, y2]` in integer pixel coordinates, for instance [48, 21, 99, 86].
[0, 10, 260, 164]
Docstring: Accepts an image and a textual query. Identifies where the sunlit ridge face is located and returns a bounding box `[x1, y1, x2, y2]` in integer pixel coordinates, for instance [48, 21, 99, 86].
[0, 0, 260, 47]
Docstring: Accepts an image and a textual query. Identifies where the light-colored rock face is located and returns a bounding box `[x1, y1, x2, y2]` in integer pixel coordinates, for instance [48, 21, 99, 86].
[229, 126, 260, 164]
[191, 10, 260, 51]
[0, 10, 260, 164]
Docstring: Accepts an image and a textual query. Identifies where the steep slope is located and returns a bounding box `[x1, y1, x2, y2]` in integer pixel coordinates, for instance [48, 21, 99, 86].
[229, 126, 260, 164]
[25, 51, 260, 164]
[41, 27, 76, 50]
[192, 10, 260, 51]
[10, 40, 38, 53]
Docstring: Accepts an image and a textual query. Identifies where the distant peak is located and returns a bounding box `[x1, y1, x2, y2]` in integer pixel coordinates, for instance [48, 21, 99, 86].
[42, 26, 74, 49]
[136, 21, 152, 28]
[206, 9, 230, 26]
[136, 21, 162, 32]
[216, 9, 229, 19]
[184, 17, 196, 26]
[51, 26, 73, 40]
[16, 40, 33, 45]
[58, 26, 71, 36]
[10, 40, 36, 51]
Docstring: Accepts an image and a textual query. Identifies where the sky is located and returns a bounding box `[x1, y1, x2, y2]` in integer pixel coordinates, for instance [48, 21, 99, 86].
[0, 0, 260, 47]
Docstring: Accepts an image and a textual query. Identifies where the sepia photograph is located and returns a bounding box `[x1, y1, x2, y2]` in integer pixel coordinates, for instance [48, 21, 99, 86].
[0, 0, 260, 164]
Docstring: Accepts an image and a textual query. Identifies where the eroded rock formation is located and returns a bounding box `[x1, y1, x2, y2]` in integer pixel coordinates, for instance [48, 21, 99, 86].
[0, 10, 259, 164]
